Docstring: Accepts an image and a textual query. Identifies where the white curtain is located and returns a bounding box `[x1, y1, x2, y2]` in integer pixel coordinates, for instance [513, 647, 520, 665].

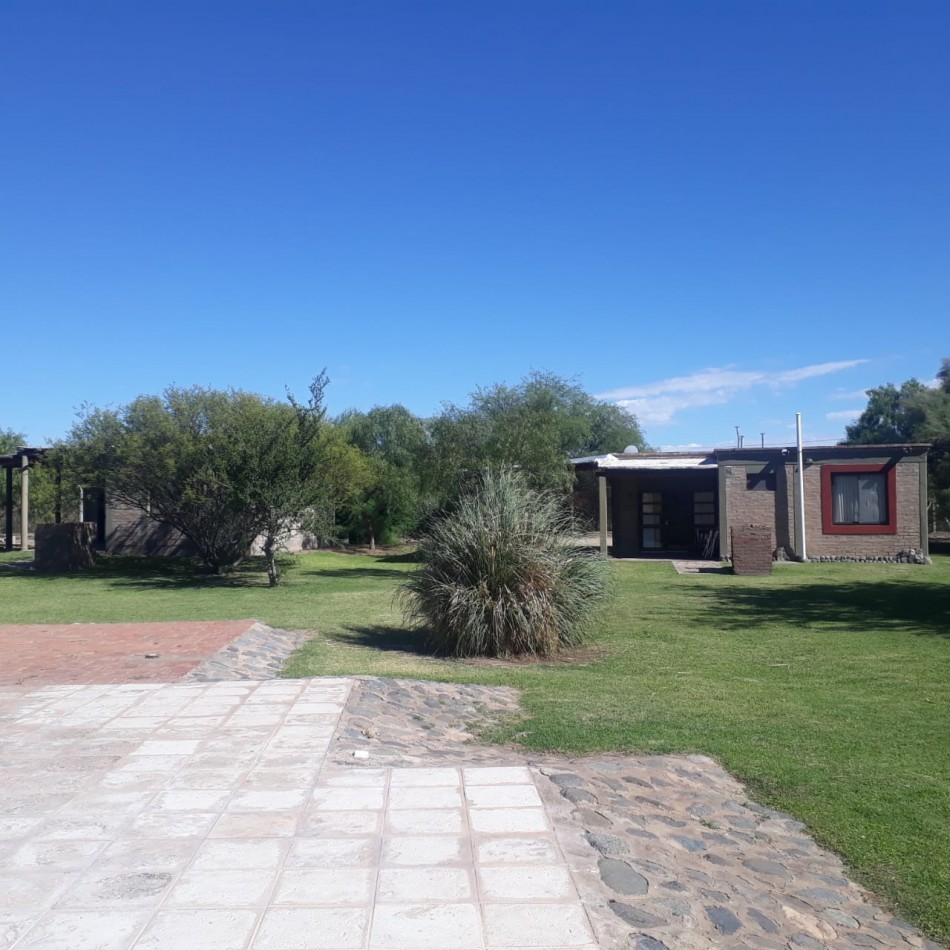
[833, 474, 885, 524]
[832, 475, 860, 523]
[859, 475, 884, 523]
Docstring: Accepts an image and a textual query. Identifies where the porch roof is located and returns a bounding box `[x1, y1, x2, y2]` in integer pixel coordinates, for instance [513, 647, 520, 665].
[571, 452, 718, 472]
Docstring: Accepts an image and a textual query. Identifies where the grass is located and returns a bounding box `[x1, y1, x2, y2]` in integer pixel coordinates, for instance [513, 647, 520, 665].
[1, 548, 948, 942]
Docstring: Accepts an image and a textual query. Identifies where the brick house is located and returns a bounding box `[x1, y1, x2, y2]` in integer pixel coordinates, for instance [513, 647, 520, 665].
[573, 444, 930, 561]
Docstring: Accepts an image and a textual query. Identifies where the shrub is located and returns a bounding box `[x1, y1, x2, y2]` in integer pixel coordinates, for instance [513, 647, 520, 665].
[400, 468, 610, 657]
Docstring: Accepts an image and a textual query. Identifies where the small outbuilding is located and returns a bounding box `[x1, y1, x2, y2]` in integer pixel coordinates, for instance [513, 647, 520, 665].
[573, 443, 930, 562]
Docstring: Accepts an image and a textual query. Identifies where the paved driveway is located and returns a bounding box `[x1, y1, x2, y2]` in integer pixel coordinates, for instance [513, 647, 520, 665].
[0, 679, 597, 949]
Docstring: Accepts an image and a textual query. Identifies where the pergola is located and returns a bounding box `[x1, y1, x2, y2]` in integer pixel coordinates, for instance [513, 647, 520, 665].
[0, 446, 52, 551]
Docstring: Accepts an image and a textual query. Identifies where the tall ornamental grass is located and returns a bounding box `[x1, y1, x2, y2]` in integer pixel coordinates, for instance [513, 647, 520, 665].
[400, 468, 610, 657]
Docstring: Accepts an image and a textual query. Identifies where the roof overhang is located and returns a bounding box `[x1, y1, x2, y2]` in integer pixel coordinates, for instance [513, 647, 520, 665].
[571, 453, 718, 472]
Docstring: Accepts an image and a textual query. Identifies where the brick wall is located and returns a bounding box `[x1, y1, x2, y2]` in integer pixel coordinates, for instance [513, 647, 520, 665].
[105, 502, 196, 557]
[723, 466, 779, 553]
[799, 462, 923, 557]
[731, 525, 773, 575]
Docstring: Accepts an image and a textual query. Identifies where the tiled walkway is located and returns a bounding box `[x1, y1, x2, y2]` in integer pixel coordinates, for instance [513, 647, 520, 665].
[0, 621, 262, 687]
[0, 679, 596, 949]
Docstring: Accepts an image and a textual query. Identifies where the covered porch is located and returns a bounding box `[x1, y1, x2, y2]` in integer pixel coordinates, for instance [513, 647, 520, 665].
[574, 452, 721, 559]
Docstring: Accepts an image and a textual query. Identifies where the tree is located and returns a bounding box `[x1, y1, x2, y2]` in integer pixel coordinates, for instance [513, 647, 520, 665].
[336, 405, 429, 547]
[65, 374, 363, 579]
[425, 372, 646, 503]
[844, 379, 928, 444]
[845, 360, 950, 531]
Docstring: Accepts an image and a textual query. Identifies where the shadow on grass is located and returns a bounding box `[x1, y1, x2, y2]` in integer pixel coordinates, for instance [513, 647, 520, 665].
[698, 579, 950, 638]
[376, 551, 421, 564]
[0, 555, 270, 590]
[334, 624, 435, 657]
[300, 567, 408, 581]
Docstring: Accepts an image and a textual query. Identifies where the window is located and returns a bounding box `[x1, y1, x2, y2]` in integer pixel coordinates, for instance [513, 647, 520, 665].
[746, 472, 776, 492]
[831, 473, 886, 525]
[820, 464, 897, 535]
[693, 491, 716, 526]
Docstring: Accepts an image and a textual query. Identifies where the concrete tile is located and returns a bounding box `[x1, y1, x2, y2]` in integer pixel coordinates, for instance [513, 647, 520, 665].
[310, 786, 386, 810]
[475, 836, 561, 865]
[117, 755, 190, 773]
[321, 769, 389, 787]
[13, 910, 150, 949]
[165, 768, 247, 789]
[464, 767, 532, 785]
[381, 835, 465, 867]
[274, 868, 375, 905]
[469, 808, 548, 834]
[241, 767, 319, 789]
[0, 839, 104, 872]
[228, 788, 309, 811]
[478, 866, 575, 900]
[210, 812, 300, 838]
[255, 907, 368, 949]
[483, 903, 594, 947]
[389, 768, 459, 787]
[0, 910, 41, 949]
[125, 811, 218, 838]
[465, 785, 542, 809]
[387, 809, 464, 835]
[34, 814, 130, 840]
[285, 837, 376, 868]
[190, 838, 287, 871]
[369, 903, 481, 949]
[300, 808, 381, 835]
[134, 739, 201, 756]
[95, 838, 199, 872]
[166, 868, 274, 906]
[0, 870, 77, 908]
[152, 790, 232, 812]
[377, 867, 472, 901]
[57, 868, 174, 908]
[133, 908, 259, 949]
[388, 786, 462, 810]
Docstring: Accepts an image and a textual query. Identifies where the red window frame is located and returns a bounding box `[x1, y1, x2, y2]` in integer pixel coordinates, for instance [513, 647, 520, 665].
[820, 464, 897, 535]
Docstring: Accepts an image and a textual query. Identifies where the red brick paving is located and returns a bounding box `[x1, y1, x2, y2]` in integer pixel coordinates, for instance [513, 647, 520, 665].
[0, 620, 258, 686]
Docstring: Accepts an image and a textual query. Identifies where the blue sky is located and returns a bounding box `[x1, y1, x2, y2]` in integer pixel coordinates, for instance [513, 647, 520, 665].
[2, 1, 946, 450]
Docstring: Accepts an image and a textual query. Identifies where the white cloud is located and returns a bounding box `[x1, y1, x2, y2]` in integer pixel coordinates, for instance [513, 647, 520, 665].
[598, 360, 868, 427]
[826, 409, 863, 422]
[829, 388, 872, 401]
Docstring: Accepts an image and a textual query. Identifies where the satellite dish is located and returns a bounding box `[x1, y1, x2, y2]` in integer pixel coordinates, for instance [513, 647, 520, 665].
[623, 445, 639, 453]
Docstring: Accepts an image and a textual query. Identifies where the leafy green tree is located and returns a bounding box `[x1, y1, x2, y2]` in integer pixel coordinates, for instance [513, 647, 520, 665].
[65, 375, 362, 579]
[337, 405, 430, 547]
[426, 371, 645, 501]
[845, 360, 950, 531]
[845, 379, 928, 444]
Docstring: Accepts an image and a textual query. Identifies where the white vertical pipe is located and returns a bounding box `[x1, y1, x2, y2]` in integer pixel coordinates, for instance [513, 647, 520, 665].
[795, 413, 807, 561]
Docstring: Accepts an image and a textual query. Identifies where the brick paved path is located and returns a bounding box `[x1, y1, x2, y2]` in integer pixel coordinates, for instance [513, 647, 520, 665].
[0, 621, 261, 687]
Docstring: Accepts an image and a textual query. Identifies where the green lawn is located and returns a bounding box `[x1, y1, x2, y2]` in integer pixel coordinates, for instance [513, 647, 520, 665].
[2, 548, 948, 942]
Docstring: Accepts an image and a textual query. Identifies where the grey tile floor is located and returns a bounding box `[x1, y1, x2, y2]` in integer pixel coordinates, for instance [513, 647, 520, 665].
[0, 680, 597, 949]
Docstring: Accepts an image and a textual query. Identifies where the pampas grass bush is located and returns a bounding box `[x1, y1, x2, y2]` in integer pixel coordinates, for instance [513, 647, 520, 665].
[400, 468, 610, 657]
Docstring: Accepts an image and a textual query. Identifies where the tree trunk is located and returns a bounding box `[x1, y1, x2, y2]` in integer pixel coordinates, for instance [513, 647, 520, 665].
[263, 532, 279, 587]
